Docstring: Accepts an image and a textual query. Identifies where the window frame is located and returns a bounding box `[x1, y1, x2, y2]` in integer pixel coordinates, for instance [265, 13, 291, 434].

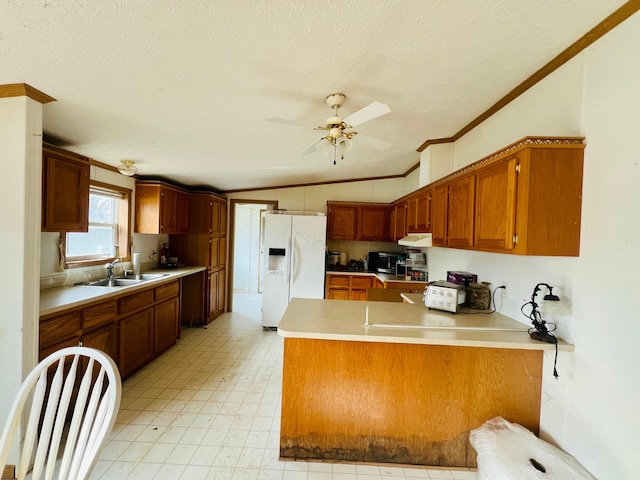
[62, 180, 132, 269]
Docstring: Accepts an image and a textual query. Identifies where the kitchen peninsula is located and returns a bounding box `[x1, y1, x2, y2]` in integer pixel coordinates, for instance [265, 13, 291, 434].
[278, 298, 573, 468]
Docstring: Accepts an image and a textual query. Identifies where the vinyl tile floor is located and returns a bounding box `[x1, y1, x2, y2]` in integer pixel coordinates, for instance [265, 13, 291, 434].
[92, 293, 479, 480]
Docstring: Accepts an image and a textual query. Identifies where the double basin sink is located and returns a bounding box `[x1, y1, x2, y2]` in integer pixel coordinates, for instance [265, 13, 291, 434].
[87, 273, 168, 288]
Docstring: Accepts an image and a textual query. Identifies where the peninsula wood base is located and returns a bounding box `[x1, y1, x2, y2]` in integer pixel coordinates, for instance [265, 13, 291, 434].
[281, 338, 543, 468]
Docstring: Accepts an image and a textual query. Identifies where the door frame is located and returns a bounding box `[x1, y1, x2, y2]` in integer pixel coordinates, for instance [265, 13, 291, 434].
[227, 198, 278, 312]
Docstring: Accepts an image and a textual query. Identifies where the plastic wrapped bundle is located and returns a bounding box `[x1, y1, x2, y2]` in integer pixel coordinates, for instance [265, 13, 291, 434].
[469, 417, 596, 480]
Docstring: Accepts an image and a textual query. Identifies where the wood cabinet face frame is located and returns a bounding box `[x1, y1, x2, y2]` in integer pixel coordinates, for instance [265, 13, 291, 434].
[422, 137, 584, 255]
[474, 157, 518, 252]
[357, 206, 388, 241]
[327, 204, 358, 240]
[447, 174, 476, 248]
[134, 182, 190, 234]
[431, 185, 448, 247]
[42, 148, 90, 232]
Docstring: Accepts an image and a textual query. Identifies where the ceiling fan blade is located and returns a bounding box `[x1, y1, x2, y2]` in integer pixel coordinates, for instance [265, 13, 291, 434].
[343, 101, 390, 127]
[354, 133, 392, 151]
[265, 117, 307, 128]
[300, 137, 324, 155]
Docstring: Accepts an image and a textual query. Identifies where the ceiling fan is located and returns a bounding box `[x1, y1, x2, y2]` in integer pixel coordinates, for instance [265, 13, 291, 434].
[265, 93, 391, 164]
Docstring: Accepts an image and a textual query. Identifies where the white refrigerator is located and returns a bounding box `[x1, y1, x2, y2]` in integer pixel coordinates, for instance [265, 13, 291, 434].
[261, 212, 327, 328]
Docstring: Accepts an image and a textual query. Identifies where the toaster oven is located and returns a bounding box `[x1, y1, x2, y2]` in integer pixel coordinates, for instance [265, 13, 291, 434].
[424, 281, 466, 313]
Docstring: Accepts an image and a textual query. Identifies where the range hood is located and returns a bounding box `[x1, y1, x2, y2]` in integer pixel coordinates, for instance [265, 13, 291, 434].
[398, 232, 433, 247]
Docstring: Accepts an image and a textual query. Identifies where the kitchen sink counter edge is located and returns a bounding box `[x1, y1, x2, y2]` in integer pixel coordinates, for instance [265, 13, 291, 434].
[40, 266, 207, 316]
[278, 297, 574, 352]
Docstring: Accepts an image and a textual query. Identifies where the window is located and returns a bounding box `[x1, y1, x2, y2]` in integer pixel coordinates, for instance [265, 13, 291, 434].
[64, 182, 131, 268]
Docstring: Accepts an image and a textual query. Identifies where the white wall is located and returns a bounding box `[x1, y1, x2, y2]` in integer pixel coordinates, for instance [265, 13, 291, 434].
[425, 13, 640, 480]
[0, 95, 42, 465]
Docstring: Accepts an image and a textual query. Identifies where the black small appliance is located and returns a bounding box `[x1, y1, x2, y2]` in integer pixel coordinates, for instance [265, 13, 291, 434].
[368, 252, 399, 274]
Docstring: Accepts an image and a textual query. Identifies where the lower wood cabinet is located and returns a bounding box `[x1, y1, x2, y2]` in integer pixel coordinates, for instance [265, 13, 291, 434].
[119, 308, 154, 378]
[326, 274, 426, 302]
[39, 276, 190, 379]
[154, 297, 179, 355]
[208, 268, 226, 322]
[325, 274, 373, 301]
[82, 323, 118, 364]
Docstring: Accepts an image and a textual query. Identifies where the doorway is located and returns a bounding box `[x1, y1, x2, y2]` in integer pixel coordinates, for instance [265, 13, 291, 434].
[227, 199, 278, 312]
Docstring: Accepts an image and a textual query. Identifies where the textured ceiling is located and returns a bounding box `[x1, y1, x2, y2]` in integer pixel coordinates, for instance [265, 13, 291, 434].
[1, 1, 628, 191]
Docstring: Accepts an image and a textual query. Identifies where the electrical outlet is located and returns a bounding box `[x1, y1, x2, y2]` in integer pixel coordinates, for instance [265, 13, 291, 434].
[500, 282, 508, 297]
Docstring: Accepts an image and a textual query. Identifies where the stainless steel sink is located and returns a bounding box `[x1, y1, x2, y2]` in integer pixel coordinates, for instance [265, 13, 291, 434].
[118, 273, 168, 281]
[89, 278, 144, 287]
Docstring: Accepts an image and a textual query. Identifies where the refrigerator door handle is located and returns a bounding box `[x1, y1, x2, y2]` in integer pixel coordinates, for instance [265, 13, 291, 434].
[291, 235, 298, 284]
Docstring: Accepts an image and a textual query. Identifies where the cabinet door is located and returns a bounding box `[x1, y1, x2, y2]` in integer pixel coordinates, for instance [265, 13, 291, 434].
[327, 288, 350, 300]
[210, 237, 220, 270]
[431, 185, 448, 247]
[176, 192, 190, 233]
[219, 236, 227, 268]
[40, 311, 82, 350]
[448, 175, 476, 248]
[327, 205, 358, 240]
[82, 323, 118, 363]
[211, 200, 221, 235]
[325, 275, 348, 299]
[119, 308, 154, 377]
[216, 268, 226, 316]
[219, 202, 227, 236]
[358, 206, 388, 241]
[42, 151, 90, 232]
[395, 203, 407, 240]
[407, 197, 418, 233]
[154, 297, 179, 355]
[417, 191, 431, 232]
[474, 158, 517, 252]
[160, 188, 178, 233]
[208, 270, 225, 320]
[350, 276, 373, 301]
[387, 207, 397, 242]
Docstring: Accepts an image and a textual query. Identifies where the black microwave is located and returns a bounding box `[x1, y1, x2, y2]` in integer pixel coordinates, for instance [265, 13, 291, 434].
[368, 252, 398, 274]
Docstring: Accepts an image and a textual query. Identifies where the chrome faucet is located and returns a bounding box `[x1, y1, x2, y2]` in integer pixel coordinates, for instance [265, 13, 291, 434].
[105, 258, 121, 279]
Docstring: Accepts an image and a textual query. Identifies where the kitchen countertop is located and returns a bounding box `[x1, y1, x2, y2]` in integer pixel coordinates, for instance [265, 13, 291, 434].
[40, 266, 207, 317]
[325, 269, 428, 284]
[278, 297, 574, 351]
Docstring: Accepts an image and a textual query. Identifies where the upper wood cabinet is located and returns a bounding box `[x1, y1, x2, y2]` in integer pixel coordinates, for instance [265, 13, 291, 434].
[431, 185, 448, 247]
[42, 145, 90, 232]
[447, 174, 476, 248]
[358, 205, 388, 241]
[428, 137, 585, 256]
[386, 201, 406, 242]
[512, 144, 584, 256]
[327, 202, 390, 242]
[135, 182, 190, 234]
[474, 157, 518, 252]
[407, 191, 432, 234]
[327, 203, 358, 240]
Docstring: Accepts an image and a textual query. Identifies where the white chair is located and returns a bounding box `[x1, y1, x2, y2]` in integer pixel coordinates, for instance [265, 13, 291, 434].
[0, 347, 122, 480]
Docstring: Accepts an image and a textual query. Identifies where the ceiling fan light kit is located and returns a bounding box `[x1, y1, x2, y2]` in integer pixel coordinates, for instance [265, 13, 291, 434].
[265, 92, 391, 164]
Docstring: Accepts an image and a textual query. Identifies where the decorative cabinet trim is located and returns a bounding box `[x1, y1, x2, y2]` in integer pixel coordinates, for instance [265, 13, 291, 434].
[429, 136, 584, 188]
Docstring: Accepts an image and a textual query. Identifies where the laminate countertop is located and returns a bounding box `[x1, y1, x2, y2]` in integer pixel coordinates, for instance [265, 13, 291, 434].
[325, 270, 427, 284]
[278, 297, 574, 352]
[39, 267, 207, 317]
